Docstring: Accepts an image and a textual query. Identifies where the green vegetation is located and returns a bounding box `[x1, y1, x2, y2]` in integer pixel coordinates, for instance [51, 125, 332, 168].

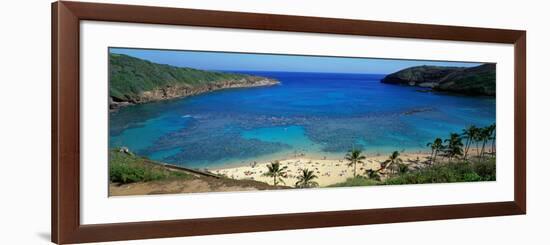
[462, 125, 478, 160]
[383, 159, 496, 185]
[480, 123, 496, 159]
[382, 151, 404, 174]
[263, 161, 289, 186]
[328, 176, 380, 187]
[295, 169, 319, 188]
[459, 123, 496, 161]
[365, 169, 381, 181]
[345, 149, 366, 178]
[444, 133, 464, 160]
[331, 123, 496, 187]
[426, 138, 443, 164]
[109, 149, 190, 184]
[381, 64, 496, 96]
[109, 53, 266, 102]
[437, 64, 496, 95]
[329, 159, 495, 187]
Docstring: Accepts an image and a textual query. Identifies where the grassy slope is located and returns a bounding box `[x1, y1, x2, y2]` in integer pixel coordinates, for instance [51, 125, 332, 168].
[109, 150, 290, 195]
[109, 150, 191, 184]
[109, 53, 252, 101]
[436, 64, 496, 95]
[110, 149, 496, 192]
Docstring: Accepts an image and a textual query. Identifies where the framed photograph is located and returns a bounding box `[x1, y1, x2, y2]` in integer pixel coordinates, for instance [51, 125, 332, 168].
[52, 1, 526, 244]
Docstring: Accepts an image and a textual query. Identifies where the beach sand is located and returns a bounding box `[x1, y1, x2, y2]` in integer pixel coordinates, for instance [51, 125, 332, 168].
[212, 151, 432, 187]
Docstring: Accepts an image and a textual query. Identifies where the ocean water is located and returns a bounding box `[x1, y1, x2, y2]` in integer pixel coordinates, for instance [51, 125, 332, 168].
[109, 71, 496, 168]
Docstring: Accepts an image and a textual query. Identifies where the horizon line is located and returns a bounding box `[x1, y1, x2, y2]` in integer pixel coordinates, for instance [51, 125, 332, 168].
[110, 50, 487, 75]
[213, 69, 390, 75]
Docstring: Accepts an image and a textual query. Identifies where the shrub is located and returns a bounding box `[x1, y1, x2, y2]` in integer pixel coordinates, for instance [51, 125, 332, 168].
[384, 159, 496, 185]
[463, 172, 482, 182]
[109, 149, 189, 184]
[328, 176, 379, 187]
[473, 159, 496, 181]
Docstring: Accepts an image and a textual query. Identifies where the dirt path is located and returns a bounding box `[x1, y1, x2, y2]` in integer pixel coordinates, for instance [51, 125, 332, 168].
[109, 174, 289, 196]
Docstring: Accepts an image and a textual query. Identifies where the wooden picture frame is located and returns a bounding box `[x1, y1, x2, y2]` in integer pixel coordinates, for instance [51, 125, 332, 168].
[51, 1, 526, 244]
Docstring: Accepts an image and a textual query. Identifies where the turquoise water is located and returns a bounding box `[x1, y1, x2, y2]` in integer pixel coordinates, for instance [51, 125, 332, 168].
[109, 71, 496, 168]
[242, 126, 314, 148]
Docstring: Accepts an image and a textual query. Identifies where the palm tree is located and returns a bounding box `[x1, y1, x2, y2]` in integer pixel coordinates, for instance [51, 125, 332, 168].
[461, 125, 478, 160]
[447, 144, 464, 161]
[384, 151, 403, 174]
[426, 138, 444, 164]
[263, 161, 288, 186]
[487, 123, 496, 155]
[478, 126, 492, 160]
[345, 149, 366, 178]
[365, 169, 381, 181]
[397, 163, 409, 174]
[473, 127, 483, 156]
[295, 169, 319, 188]
[427, 142, 435, 163]
[445, 133, 464, 161]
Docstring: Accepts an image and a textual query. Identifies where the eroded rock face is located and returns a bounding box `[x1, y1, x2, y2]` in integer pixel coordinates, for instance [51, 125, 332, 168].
[381, 64, 496, 96]
[382, 66, 463, 86]
[138, 77, 279, 102]
[109, 77, 279, 109]
[108, 53, 280, 110]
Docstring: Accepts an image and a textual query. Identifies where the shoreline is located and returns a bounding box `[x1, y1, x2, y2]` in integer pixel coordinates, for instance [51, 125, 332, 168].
[193, 147, 430, 171]
[110, 77, 279, 111]
[109, 146, 494, 196]
[211, 151, 434, 187]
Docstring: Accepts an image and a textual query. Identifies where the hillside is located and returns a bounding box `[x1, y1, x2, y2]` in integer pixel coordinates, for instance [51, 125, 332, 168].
[109, 53, 279, 109]
[380, 64, 496, 96]
[109, 149, 289, 196]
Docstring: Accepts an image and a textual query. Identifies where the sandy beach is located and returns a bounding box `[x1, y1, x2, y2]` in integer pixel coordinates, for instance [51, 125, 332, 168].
[212, 151, 433, 187]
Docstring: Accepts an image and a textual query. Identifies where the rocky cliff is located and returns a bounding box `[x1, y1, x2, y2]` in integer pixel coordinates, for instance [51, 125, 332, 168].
[109, 54, 279, 109]
[381, 63, 496, 96]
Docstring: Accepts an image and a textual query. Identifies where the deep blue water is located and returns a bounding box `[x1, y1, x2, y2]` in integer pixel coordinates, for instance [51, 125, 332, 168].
[109, 71, 496, 168]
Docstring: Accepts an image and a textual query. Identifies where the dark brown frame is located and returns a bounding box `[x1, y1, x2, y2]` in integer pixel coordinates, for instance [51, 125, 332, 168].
[52, 1, 526, 244]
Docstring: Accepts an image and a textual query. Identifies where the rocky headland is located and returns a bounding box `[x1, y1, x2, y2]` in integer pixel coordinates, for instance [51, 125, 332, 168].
[381, 63, 496, 96]
[109, 53, 279, 109]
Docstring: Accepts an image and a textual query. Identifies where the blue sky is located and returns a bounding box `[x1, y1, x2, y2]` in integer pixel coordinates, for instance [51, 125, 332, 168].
[110, 47, 482, 74]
